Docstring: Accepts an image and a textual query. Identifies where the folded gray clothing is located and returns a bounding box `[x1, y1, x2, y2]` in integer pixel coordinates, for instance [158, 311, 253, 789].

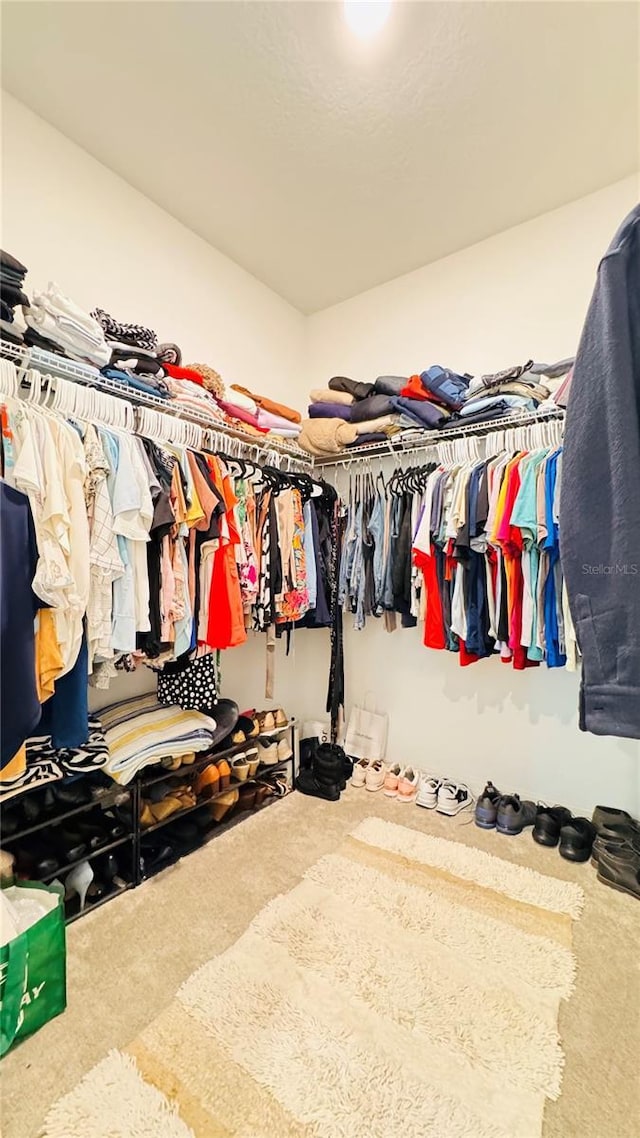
[347, 433, 388, 448]
[391, 396, 447, 428]
[328, 375, 374, 400]
[0, 301, 14, 323]
[469, 357, 574, 396]
[373, 375, 408, 396]
[0, 283, 29, 308]
[0, 250, 27, 276]
[308, 401, 354, 420]
[349, 393, 396, 423]
[0, 267, 25, 288]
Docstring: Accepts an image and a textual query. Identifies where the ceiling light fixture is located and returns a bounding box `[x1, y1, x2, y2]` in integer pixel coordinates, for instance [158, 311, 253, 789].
[343, 0, 392, 39]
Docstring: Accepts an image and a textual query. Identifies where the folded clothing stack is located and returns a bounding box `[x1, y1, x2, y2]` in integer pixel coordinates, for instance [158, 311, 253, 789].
[100, 694, 218, 784]
[225, 384, 302, 438]
[0, 250, 29, 344]
[91, 306, 169, 397]
[461, 358, 574, 421]
[23, 283, 110, 366]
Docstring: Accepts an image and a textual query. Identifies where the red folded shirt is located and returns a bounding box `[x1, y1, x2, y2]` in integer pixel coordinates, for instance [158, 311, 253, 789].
[400, 374, 448, 410]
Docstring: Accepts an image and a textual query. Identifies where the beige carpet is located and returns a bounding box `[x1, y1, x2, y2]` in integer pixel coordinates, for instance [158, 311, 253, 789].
[1, 790, 639, 1137]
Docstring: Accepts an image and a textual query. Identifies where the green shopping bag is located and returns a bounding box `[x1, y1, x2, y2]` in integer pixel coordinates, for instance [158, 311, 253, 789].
[0, 881, 66, 1057]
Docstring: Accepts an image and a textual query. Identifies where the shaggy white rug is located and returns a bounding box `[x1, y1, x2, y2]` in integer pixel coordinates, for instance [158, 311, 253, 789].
[42, 818, 583, 1138]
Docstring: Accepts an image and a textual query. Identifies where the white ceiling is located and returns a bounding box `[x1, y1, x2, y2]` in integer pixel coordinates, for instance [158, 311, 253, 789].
[2, 2, 638, 313]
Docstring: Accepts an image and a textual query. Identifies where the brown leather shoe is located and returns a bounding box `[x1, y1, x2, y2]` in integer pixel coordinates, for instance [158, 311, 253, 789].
[597, 847, 640, 900]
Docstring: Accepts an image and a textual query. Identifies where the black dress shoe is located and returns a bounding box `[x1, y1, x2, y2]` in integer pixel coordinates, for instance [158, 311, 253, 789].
[559, 818, 597, 863]
[52, 781, 92, 809]
[1, 807, 21, 836]
[15, 844, 59, 879]
[21, 792, 44, 825]
[532, 806, 572, 847]
[56, 829, 87, 863]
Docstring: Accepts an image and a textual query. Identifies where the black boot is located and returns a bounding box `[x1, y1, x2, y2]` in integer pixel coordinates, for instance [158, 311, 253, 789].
[296, 768, 341, 802]
[315, 743, 351, 790]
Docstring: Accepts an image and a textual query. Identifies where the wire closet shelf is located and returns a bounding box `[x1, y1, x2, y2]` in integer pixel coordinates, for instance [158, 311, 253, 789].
[311, 405, 566, 468]
[0, 339, 313, 470]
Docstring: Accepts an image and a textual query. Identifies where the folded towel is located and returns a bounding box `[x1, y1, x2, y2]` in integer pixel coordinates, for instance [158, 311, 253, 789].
[223, 387, 256, 413]
[309, 388, 355, 406]
[257, 407, 300, 433]
[298, 418, 357, 456]
[308, 401, 354, 420]
[218, 400, 269, 432]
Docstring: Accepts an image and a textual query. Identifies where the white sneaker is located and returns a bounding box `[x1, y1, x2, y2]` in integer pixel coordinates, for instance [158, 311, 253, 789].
[416, 775, 442, 809]
[351, 758, 370, 788]
[365, 760, 386, 792]
[436, 781, 474, 816]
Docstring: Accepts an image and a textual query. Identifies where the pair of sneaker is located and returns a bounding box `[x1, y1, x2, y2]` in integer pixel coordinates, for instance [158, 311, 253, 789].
[351, 758, 387, 792]
[383, 765, 419, 802]
[416, 775, 474, 815]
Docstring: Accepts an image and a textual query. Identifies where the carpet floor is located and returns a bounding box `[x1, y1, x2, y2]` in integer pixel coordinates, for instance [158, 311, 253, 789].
[1, 789, 639, 1137]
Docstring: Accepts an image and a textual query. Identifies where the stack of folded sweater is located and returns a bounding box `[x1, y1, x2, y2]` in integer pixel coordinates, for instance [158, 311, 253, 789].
[222, 384, 302, 438]
[92, 306, 170, 398]
[23, 283, 110, 366]
[0, 250, 29, 345]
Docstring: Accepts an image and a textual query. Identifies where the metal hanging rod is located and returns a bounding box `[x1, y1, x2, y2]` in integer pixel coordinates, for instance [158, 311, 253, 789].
[312, 406, 565, 467]
[0, 339, 312, 468]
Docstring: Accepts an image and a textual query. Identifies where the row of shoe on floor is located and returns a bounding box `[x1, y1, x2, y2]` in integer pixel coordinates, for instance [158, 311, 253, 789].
[296, 746, 640, 902]
[474, 783, 640, 899]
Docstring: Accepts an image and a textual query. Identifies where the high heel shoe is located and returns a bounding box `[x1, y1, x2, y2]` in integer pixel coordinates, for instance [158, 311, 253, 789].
[209, 788, 239, 823]
[65, 859, 94, 912]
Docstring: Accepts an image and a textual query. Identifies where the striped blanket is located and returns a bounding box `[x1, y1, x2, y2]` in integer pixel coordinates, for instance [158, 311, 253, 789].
[100, 694, 216, 784]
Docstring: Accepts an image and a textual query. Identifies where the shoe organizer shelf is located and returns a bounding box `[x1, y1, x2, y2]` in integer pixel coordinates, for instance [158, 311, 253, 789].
[136, 723, 296, 882]
[0, 777, 138, 925]
[0, 723, 296, 922]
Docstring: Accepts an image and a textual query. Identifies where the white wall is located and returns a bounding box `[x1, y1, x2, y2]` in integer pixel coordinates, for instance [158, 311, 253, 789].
[1, 93, 307, 714]
[1, 94, 306, 408]
[307, 175, 640, 816]
[3, 92, 639, 813]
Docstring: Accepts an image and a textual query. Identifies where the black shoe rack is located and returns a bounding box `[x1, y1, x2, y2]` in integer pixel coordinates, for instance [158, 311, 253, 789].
[0, 723, 296, 924]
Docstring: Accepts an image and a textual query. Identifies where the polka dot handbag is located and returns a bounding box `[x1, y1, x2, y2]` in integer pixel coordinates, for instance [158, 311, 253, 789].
[157, 649, 219, 711]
